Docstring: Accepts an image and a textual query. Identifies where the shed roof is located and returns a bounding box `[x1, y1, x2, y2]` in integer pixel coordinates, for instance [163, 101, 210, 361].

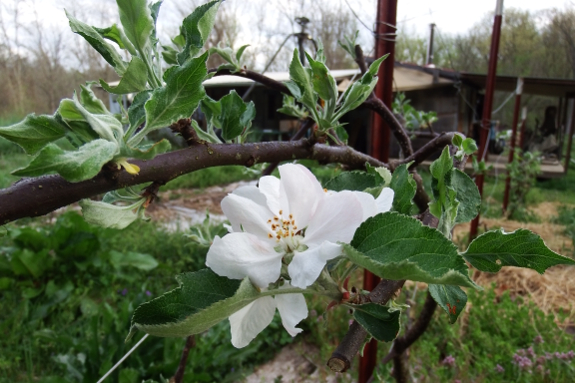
[397, 62, 575, 98]
[203, 66, 452, 92]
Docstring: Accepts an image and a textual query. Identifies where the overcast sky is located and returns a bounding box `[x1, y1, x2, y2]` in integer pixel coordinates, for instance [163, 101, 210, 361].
[11, 0, 575, 35]
[3, 0, 574, 68]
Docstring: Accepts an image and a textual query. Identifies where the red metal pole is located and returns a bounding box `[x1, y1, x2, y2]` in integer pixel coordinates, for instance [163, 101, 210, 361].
[370, 0, 397, 163]
[564, 99, 575, 174]
[518, 107, 528, 149]
[469, 0, 504, 240]
[502, 78, 523, 212]
[361, 1, 397, 382]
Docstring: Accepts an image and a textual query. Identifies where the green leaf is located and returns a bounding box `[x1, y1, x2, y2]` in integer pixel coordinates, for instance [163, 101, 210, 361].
[0, 114, 66, 155]
[0, 226, 6, 237]
[462, 138, 478, 155]
[122, 139, 171, 160]
[74, 86, 124, 144]
[277, 95, 307, 119]
[452, 134, 463, 148]
[100, 57, 148, 94]
[127, 90, 152, 131]
[389, 164, 416, 214]
[80, 198, 145, 229]
[79, 83, 109, 114]
[149, 1, 162, 47]
[352, 303, 400, 342]
[130, 52, 208, 145]
[429, 146, 457, 235]
[177, 0, 221, 64]
[13, 140, 117, 182]
[428, 284, 467, 324]
[110, 251, 158, 271]
[129, 269, 260, 338]
[236, 44, 249, 62]
[94, 24, 136, 55]
[162, 45, 179, 65]
[305, 53, 337, 103]
[324, 171, 377, 192]
[462, 229, 575, 273]
[219, 91, 252, 140]
[289, 49, 317, 110]
[66, 10, 127, 76]
[116, 0, 154, 56]
[345, 212, 476, 287]
[10, 249, 51, 278]
[452, 169, 480, 224]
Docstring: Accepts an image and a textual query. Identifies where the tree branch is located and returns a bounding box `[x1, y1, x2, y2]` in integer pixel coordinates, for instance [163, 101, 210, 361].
[327, 279, 405, 372]
[170, 335, 196, 383]
[0, 141, 386, 225]
[353, 45, 413, 157]
[210, 68, 290, 94]
[389, 132, 459, 170]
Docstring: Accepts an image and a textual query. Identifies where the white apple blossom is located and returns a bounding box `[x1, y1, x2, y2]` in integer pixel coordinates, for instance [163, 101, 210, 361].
[206, 163, 394, 347]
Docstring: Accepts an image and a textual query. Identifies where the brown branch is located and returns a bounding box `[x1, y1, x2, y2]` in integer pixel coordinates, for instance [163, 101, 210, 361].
[353, 45, 413, 157]
[327, 279, 405, 372]
[210, 68, 290, 95]
[389, 132, 460, 171]
[0, 141, 386, 225]
[381, 293, 438, 365]
[170, 335, 196, 383]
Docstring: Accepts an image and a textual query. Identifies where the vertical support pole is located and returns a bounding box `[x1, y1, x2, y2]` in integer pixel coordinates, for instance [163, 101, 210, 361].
[370, 0, 397, 163]
[519, 107, 528, 150]
[564, 98, 575, 174]
[502, 78, 523, 213]
[469, 0, 504, 240]
[426, 23, 436, 66]
[361, 2, 397, 382]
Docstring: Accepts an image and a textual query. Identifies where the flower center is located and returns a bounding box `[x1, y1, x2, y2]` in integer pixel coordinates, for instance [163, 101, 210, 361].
[266, 210, 304, 252]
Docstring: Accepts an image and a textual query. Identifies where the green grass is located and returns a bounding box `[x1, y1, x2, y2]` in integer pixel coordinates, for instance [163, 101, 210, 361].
[371, 286, 575, 382]
[0, 214, 288, 383]
[0, 152, 29, 189]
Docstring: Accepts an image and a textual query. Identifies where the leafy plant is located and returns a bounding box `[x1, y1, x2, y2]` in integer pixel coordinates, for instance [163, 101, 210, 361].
[507, 149, 542, 221]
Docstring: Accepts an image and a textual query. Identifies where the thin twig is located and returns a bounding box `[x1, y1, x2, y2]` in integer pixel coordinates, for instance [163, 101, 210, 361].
[170, 336, 196, 383]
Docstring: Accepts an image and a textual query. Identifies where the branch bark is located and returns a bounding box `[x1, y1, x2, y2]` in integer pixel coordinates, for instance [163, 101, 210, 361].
[170, 335, 196, 383]
[0, 141, 386, 225]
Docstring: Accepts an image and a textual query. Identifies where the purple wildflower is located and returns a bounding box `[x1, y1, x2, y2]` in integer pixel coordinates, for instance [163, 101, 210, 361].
[495, 364, 505, 373]
[442, 355, 456, 367]
[533, 335, 544, 344]
[145, 290, 152, 296]
[120, 288, 128, 296]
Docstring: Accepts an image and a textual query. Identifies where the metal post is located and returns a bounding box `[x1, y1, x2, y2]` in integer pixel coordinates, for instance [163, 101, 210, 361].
[370, 0, 397, 163]
[469, 0, 504, 240]
[502, 78, 523, 212]
[564, 99, 575, 173]
[519, 107, 528, 149]
[295, 17, 310, 65]
[426, 23, 436, 66]
[361, 2, 398, 381]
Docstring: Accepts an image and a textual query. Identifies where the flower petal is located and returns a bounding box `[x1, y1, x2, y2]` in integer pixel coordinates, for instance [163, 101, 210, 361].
[289, 241, 342, 288]
[275, 289, 308, 336]
[206, 233, 282, 288]
[258, 175, 286, 214]
[304, 191, 364, 246]
[229, 296, 276, 348]
[221, 189, 273, 239]
[349, 190, 378, 220]
[278, 164, 324, 228]
[376, 187, 395, 213]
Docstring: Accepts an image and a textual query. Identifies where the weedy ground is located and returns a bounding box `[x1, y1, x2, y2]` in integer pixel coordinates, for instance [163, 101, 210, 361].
[1, 138, 575, 382]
